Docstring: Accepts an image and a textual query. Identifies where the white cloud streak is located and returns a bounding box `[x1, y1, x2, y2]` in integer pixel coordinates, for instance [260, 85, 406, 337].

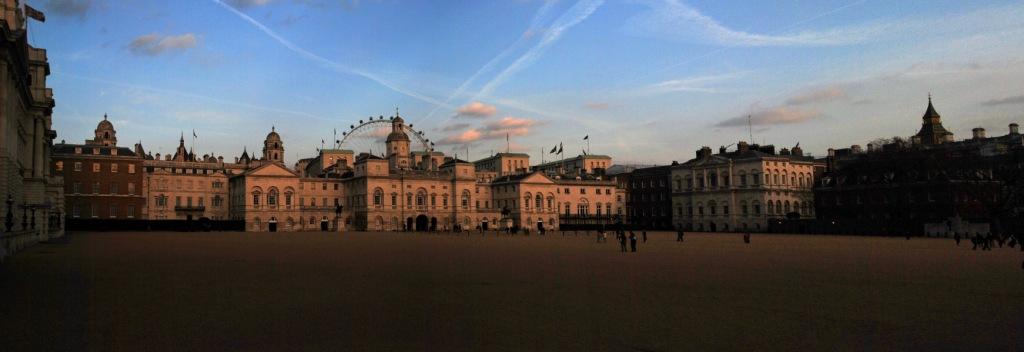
[210, 0, 449, 108]
[626, 0, 877, 47]
[474, 0, 604, 99]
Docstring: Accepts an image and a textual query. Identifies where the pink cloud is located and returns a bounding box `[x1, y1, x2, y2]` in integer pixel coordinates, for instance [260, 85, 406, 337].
[455, 101, 497, 117]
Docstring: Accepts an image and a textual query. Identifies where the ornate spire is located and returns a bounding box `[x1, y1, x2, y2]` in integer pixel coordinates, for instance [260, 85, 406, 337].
[103, 113, 108, 120]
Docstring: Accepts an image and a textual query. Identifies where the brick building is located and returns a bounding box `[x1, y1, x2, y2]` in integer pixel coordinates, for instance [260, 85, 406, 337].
[53, 116, 144, 221]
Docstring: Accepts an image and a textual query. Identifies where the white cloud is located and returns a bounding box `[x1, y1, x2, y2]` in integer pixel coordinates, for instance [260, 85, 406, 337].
[624, 0, 879, 47]
[643, 73, 741, 95]
[475, 0, 604, 98]
[716, 106, 821, 127]
[786, 86, 847, 106]
[128, 33, 199, 56]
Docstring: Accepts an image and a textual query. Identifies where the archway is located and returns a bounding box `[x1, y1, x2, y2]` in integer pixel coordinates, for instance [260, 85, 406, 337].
[482, 218, 489, 231]
[320, 217, 329, 231]
[406, 217, 414, 231]
[416, 215, 429, 231]
[709, 222, 717, 232]
[269, 217, 278, 232]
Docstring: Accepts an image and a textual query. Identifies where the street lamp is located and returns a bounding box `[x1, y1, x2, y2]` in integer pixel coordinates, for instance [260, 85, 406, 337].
[335, 204, 343, 233]
[4, 194, 12, 232]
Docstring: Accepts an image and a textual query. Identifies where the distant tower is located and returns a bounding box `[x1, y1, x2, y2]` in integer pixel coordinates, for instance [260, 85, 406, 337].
[914, 94, 954, 145]
[172, 132, 190, 161]
[263, 126, 285, 163]
[92, 114, 117, 146]
[386, 111, 411, 170]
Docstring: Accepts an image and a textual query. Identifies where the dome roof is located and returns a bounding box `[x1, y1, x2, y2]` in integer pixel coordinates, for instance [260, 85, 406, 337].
[266, 126, 281, 141]
[387, 130, 410, 142]
[97, 114, 114, 130]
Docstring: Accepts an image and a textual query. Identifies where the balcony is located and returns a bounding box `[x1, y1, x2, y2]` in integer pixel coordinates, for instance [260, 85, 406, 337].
[174, 205, 206, 212]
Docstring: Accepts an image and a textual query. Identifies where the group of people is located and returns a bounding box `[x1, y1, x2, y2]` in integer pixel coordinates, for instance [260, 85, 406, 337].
[952, 231, 1024, 269]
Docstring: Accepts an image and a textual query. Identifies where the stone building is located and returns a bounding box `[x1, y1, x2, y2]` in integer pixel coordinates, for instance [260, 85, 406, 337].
[816, 97, 1024, 235]
[0, 2, 60, 260]
[533, 154, 612, 176]
[141, 135, 232, 220]
[53, 117, 145, 221]
[222, 114, 626, 232]
[671, 142, 823, 232]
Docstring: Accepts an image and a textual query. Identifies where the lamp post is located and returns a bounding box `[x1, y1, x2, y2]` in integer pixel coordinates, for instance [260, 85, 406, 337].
[335, 204, 343, 233]
[4, 194, 12, 232]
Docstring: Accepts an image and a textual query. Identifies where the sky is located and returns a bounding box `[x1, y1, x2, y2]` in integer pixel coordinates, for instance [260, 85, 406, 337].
[29, 0, 1024, 165]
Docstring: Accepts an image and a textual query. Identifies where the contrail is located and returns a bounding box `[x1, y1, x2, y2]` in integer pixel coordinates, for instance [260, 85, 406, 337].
[54, 71, 335, 122]
[420, 0, 558, 123]
[210, 0, 449, 109]
[474, 0, 604, 100]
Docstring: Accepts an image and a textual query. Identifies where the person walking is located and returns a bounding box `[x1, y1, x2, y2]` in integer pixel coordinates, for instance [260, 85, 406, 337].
[642, 230, 648, 243]
[629, 232, 638, 252]
[619, 232, 627, 252]
[677, 228, 685, 242]
[743, 232, 751, 244]
[954, 232, 961, 246]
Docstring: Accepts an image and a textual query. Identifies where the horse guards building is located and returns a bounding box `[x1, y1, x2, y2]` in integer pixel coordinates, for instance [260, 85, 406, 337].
[55, 114, 624, 233]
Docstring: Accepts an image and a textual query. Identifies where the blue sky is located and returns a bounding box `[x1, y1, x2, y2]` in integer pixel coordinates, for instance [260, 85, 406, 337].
[31, 0, 1024, 164]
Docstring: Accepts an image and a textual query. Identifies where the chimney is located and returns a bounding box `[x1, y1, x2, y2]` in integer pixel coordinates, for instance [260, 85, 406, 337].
[719, 146, 727, 154]
[738, 141, 750, 153]
[792, 145, 803, 156]
[779, 148, 791, 155]
[827, 148, 835, 157]
[972, 127, 986, 139]
[851, 145, 863, 154]
[1010, 123, 1019, 135]
[696, 146, 712, 159]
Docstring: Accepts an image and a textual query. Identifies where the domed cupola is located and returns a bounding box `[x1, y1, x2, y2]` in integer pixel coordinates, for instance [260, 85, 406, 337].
[92, 114, 117, 146]
[263, 126, 285, 163]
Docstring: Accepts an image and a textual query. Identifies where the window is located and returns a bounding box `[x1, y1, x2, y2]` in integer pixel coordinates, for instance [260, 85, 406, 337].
[268, 190, 278, 205]
[127, 205, 135, 218]
[72, 205, 80, 218]
[109, 205, 117, 218]
[214, 196, 223, 207]
[580, 188, 586, 194]
[128, 164, 135, 174]
[74, 162, 82, 171]
[72, 182, 81, 194]
[92, 163, 100, 172]
[391, 194, 397, 206]
[110, 163, 118, 173]
[285, 193, 292, 206]
[127, 183, 135, 195]
[252, 192, 260, 206]
[198, 197, 205, 207]
[92, 182, 100, 194]
[374, 190, 383, 206]
[110, 183, 118, 194]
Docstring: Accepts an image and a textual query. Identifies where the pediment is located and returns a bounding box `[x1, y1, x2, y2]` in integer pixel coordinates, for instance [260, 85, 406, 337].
[246, 162, 298, 177]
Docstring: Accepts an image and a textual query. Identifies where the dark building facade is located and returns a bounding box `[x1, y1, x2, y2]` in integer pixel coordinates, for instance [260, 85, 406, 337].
[53, 117, 145, 222]
[620, 165, 673, 230]
[815, 98, 1024, 235]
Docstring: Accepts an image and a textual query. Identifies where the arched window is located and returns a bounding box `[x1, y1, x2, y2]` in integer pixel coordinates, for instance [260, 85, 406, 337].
[767, 201, 774, 214]
[252, 190, 261, 206]
[547, 194, 554, 209]
[784, 201, 791, 213]
[564, 202, 571, 215]
[461, 190, 471, 209]
[775, 200, 783, 214]
[373, 189, 383, 206]
[416, 190, 426, 207]
[523, 193, 532, 209]
[595, 202, 603, 216]
[268, 188, 278, 206]
[708, 200, 717, 215]
[535, 194, 543, 210]
[606, 203, 611, 215]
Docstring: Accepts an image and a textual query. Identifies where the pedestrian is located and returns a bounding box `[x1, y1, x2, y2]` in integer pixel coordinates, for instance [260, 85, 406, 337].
[619, 232, 627, 252]
[677, 228, 685, 242]
[743, 232, 751, 244]
[629, 232, 638, 252]
[642, 230, 648, 243]
[954, 232, 961, 246]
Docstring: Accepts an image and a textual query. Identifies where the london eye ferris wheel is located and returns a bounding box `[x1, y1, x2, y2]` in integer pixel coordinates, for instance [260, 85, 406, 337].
[337, 116, 434, 155]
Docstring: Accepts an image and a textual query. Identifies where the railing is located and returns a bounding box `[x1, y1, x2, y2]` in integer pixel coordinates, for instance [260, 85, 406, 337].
[174, 205, 206, 211]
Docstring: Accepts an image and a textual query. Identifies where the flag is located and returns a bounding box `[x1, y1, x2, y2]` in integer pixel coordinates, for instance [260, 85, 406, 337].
[192, 129, 197, 138]
[582, 149, 587, 156]
[557, 143, 563, 154]
[583, 135, 588, 140]
[549, 145, 557, 154]
[25, 5, 45, 22]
